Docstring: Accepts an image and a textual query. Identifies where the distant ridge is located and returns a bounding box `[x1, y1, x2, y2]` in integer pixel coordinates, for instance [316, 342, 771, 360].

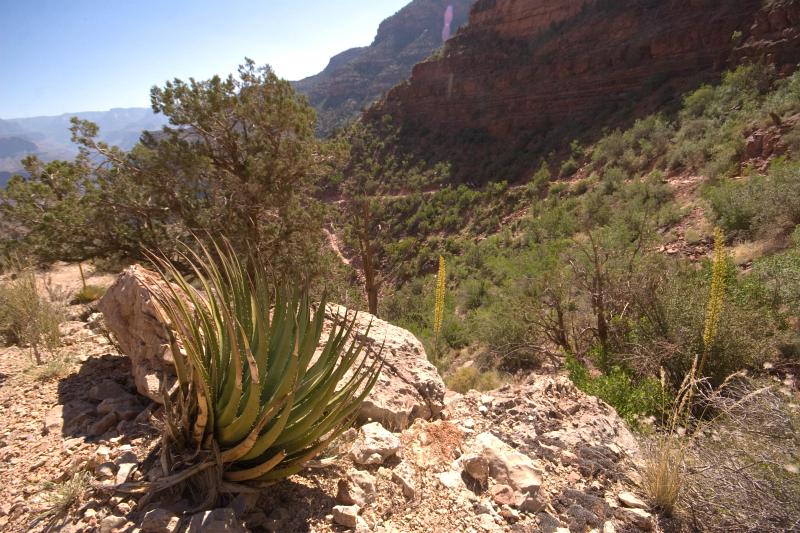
[0, 107, 167, 176]
[294, 0, 474, 137]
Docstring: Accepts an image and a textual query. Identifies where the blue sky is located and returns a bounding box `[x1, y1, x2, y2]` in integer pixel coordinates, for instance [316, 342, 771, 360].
[0, 0, 410, 119]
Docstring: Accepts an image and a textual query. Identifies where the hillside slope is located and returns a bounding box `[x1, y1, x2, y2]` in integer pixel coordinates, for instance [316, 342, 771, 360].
[369, 0, 800, 184]
[294, 0, 473, 137]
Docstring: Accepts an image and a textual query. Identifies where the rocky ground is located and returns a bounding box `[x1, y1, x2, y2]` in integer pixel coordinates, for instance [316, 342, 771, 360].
[0, 266, 662, 533]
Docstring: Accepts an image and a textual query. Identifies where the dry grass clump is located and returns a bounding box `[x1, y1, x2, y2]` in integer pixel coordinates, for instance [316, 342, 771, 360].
[641, 436, 684, 516]
[32, 470, 91, 529]
[446, 366, 501, 393]
[0, 270, 64, 364]
[24, 356, 74, 382]
[681, 379, 800, 532]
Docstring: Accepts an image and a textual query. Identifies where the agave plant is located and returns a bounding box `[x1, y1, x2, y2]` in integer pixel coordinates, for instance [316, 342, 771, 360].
[148, 241, 381, 502]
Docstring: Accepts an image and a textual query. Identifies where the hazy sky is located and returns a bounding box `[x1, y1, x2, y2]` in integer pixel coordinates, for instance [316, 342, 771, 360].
[0, 0, 410, 119]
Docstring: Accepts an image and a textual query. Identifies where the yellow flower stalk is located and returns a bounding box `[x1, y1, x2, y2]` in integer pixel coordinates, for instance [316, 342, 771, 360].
[699, 228, 727, 378]
[434, 256, 447, 340]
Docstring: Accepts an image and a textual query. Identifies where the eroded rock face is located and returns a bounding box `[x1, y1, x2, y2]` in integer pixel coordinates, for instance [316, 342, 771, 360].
[99, 266, 445, 429]
[371, 0, 800, 184]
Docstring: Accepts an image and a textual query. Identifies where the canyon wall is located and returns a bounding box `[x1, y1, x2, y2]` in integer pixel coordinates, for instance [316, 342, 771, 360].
[370, 0, 800, 183]
[294, 0, 473, 137]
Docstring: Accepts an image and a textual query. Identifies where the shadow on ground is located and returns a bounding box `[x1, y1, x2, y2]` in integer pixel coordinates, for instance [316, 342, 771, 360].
[56, 353, 153, 440]
[0, 372, 7, 386]
[253, 476, 340, 532]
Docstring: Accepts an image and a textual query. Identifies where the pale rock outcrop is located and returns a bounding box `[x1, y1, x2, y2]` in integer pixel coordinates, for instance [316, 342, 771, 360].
[99, 266, 445, 428]
[324, 304, 445, 429]
[97, 266, 177, 403]
[349, 422, 401, 465]
[466, 432, 543, 495]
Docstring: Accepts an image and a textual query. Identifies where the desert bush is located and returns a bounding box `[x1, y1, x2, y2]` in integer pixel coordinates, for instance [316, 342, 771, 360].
[707, 159, 800, 238]
[706, 177, 761, 234]
[683, 379, 800, 532]
[149, 241, 382, 504]
[565, 356, 667, 425]
[446, 366, 501, 393]
[633, 259, 775, 388]
[0, 270, 64, 364]
[559, 157, 580, 177]
[71, 284, 105, 305]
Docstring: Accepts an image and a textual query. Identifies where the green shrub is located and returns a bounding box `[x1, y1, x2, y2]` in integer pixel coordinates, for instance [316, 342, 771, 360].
[71, 285, 106, 305]
[559, 157, 580, 177]
[706, 177, 761, 234]
[707, 160, 800, 238]
[565, 356, 667, 426]
[446, 366, 501, 393]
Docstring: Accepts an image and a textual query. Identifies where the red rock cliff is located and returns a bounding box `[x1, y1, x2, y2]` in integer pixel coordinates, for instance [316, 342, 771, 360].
[370, 0, 800, 183]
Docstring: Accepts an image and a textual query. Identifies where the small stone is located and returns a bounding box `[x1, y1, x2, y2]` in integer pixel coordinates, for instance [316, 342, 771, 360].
[332, 505, 361, 529]
[141, 508, 180, 533]
[337, 479, 368, 507]
[468, 433, 542, 494]
[391, 461, 416, 499]
[349, 422, 401, 465]
[100, 515, 127, 533]
[618, 491, 648, 510]
[515, 492, 546, 513]
[499, 505, 519, 522]
[187, 508, 247, 532]
[98, 396, 143, 421]
[115, 463, 136, 485]
[89, 380, 128, 401]
[95, 445, 112, 464]
[348, 470, 377, 502]
[462, 454, 490, 484]
[474, 500, 493, 515]
[603, 521, 616, 533]
[89, 412, 119, 437]
[437, 470, 464, 490]
[537, 512, 561, 533]
[95, 462, 117, 479]
[615, 508, 654, 531]
[44, 405, 67, 434]
[478, 514, 498, 531]
[489, 484, 516, 506]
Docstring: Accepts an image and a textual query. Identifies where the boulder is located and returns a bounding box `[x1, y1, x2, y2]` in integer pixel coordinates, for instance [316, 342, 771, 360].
[100, 266, 445, 429]
[97, 266, 178, 403]
[325, 304, 445, 430]
[467, 433, 543, 495]
[332, 504, 360, 529]
[349, 422, 401, 465]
